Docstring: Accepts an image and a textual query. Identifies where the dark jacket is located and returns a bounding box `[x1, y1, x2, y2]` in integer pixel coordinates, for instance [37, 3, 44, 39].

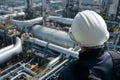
[58, 48, 113, 80]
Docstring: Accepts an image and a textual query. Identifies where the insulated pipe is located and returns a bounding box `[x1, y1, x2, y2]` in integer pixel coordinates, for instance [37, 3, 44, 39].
[46, 54, 62, 69]
[0, 63, 36, 80]
[28, 37, 78, 58]
[47, 16, 73, 25]
[40, 55, 62, 77]
[0, 37, 22, 65]
[0, 62, 21, 75]
[2, 12, 25, 18]
[0, 66, 23, 80]
[47, 16, 116, 26]
[11, 17, 43, 27]
[55, 9, 63, 13]
[0, 45, 14, 53]
[0, 66, 34, 80]
[31, 25, 75, 48]
[40, 59, 70, 80]
[0, 12, 25, 24]
[11, 72, 30, 80]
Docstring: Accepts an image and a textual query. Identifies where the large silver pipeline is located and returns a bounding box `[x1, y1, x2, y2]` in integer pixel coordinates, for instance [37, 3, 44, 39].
[0, 12, 43, 27]
[0, 37, 22, 65]
[28, 37, 78, 58]
[0, 12, 25, 24]
[47, 16, 73, 25]
[0, 45, 14, 53]
[31, 25, 75, 48]
[11, 17, 43, 27]
[2, 12, 25, 18]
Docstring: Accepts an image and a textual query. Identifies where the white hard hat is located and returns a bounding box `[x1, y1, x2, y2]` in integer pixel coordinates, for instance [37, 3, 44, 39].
[69, 10, 109, 47]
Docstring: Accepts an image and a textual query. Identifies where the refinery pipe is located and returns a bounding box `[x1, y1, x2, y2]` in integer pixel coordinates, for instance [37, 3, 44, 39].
[11, 72, 30, 80]
[28, 37, 78, 58]
[0, 37, 22, 65]
[31, 25, 75, 48]
[0, 12, 25, 24]
[11, 17, 43, 27]
[46, 54, 62, 69]
[40, 59, 70, 80]
[0, 45, 14, 53]
[47, 16, 73, 25]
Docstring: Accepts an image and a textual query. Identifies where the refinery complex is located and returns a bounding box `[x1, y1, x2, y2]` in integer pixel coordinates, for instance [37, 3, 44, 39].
[0, 0, 120, 80]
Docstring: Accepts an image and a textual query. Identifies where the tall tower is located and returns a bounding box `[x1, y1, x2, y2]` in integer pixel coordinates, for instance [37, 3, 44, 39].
[25, 0, 34, 19]
[63, 0, 79, 18]
[107, 0, 119, 20]
[116, 0, 120, 21]
[42, 0, 47, 26]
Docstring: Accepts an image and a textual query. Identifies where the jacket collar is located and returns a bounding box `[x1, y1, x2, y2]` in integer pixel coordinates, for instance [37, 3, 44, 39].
[79, 48, 104, 61]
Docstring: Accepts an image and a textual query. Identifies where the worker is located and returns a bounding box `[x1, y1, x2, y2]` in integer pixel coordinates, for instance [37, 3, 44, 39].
[58, 10, 112, 80]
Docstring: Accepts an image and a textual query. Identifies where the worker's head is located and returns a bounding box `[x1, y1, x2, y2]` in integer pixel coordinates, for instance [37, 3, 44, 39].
[69, 10, 109, 48]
